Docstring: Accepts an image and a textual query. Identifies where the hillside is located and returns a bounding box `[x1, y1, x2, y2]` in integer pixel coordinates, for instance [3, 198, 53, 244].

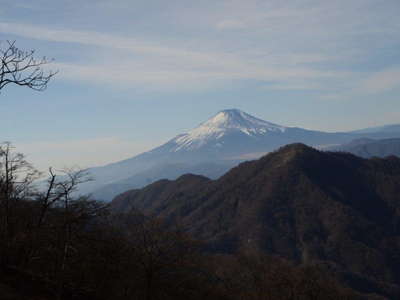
[91, 162, 233, 201]
[112, 144, 400, 298]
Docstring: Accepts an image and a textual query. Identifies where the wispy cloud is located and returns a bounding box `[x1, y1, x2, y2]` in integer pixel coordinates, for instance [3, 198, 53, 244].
[0, 21, 351, 91]
[356, 68, 400, 94]
[1, 0, 399, 94]
[2, 0, 399, 171]
[321, 66, 400, 101]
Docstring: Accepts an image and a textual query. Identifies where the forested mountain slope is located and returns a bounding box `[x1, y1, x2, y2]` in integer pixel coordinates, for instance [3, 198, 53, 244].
[112, 144, 400, 298]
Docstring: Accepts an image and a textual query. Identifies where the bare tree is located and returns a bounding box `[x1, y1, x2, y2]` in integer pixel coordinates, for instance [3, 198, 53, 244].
[0, 142, 40, 266]
[0, 40, 57, 93]
[117, 218, 200, 300]
[0, 143, 95, 270]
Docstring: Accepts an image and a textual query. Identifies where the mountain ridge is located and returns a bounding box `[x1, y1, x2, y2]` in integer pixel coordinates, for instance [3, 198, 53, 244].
[111, 143, 400, 298]
[75, 109, 400, 201]
[327, 138, 400, 158]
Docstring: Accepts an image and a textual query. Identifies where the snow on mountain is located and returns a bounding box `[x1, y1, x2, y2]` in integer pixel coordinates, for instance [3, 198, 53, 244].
[75, 109, 400, 201]
[170, 109, 287, 152]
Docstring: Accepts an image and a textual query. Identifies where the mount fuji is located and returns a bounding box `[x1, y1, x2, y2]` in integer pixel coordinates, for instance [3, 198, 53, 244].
[127, 109, 351, 162]
[163, 109, 287, 153]
[77, 109, 399, 201]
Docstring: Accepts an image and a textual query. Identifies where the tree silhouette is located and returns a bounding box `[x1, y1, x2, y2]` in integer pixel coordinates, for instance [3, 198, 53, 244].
[0, 40, 57, 93]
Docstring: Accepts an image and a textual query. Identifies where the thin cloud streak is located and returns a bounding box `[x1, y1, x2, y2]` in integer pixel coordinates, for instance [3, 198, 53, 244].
[357, 68, 400, 94]
[0, 21, 352, 91]
[0, 0, 398, 95]
[320, 66, 400, 101]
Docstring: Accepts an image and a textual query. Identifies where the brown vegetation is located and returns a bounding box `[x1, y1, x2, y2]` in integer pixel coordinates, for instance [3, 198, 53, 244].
[112, 144, 400, 299]
[0, 143, 364, 299]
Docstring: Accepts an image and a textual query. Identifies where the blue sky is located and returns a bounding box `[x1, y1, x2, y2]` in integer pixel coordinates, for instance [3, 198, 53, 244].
[1, 0, 399, 171]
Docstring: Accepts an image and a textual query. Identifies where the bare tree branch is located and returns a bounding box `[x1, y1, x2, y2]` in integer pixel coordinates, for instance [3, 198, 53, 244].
[0, 40, 57, 93]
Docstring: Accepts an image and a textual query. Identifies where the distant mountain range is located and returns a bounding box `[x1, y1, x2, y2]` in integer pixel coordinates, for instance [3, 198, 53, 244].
[78, 109, 400, 201]
[111, 144, 400, 299]
[327, 138, 400, 158]
[350, 124, 400, 134]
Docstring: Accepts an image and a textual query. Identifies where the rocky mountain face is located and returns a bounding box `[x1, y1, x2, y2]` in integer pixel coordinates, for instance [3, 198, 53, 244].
[111, 144, 400, 298]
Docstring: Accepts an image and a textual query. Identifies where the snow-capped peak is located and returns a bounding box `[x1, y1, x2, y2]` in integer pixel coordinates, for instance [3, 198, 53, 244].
[172, 109, 286, 151]
[201, 109, 285, 132]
